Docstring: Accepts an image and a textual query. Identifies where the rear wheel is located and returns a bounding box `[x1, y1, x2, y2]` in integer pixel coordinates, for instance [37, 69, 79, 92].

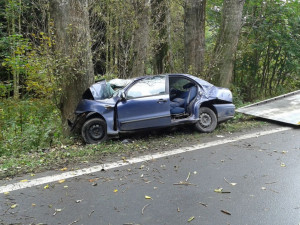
[195, 107, 217, 133]
[82, 118, 107, 144]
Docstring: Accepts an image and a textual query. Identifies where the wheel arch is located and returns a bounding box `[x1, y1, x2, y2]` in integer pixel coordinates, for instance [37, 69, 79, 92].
[194, 100, 217, 121]
[85, 111, 106, 122]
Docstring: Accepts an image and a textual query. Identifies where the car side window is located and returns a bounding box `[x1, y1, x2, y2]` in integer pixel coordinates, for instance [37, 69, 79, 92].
[126, 76, 166, 99]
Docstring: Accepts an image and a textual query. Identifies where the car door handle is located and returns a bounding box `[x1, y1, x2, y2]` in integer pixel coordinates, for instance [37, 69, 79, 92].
[157, 99, 167, 103]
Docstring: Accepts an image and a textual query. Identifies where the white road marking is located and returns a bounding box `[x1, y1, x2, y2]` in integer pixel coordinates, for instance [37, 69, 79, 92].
[0, 127, 291, 194]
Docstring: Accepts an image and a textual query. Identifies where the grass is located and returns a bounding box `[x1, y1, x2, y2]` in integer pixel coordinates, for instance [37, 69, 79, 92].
[0, 98, 266, 179]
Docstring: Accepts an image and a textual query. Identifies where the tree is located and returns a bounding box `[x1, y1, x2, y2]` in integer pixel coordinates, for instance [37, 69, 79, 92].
[210, 0, 245, 87]
[184, 0, 206, 76]
[131, 0, 150, 77]
[49, 0, 94, 134]
[151, 0, 173, 74]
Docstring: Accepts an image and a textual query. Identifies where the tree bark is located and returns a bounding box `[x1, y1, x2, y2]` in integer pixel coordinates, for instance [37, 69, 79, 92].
[131, 0, 150, 77]
[49, 0, 94, 134]
[210, 0, 245, 87]
[184, 0, 206, 76]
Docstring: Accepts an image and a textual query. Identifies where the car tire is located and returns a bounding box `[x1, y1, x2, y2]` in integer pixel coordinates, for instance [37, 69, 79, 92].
[195, 107, 217, 133]
[82, 118, 107, 144]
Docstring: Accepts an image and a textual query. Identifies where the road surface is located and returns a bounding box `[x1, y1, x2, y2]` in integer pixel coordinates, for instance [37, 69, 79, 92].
[1, 125, 300, 225]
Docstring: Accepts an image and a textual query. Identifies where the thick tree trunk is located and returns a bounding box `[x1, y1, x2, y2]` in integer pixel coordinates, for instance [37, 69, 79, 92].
[210, 0, 245, 87]
[131, 0, 150, 77]
[184, 0, 206, 76]
[50, 0, 94, 134]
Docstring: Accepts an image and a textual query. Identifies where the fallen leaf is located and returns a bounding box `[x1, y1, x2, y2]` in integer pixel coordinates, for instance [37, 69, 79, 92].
[88, 178, 99, 183]
[187, 216, 195, 222]
[113, 189, 118, 193]
[214, 188, 231, 193]
[32, 203, 36, 207]
[58, 179, 65, 184]
[30, 174, 35, 177]
[53, 208, 63, 216]
[281, 162, 286, 167]
[64, 185, 68, 188]
[60, 167, 67, 171]
[44, 184, 49, 189]
[20, 179, 28, 182]
[4, 192, 9, 195]
[214, 188, 223, 193]
[145, 195, 152, 199]
[11, 204, 18, 209]
[282, 151, 288, 154]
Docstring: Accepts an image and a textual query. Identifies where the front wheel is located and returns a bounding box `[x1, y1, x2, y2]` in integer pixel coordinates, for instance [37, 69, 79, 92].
[195, 107, 217, 133]
[82, 118, 107, 144]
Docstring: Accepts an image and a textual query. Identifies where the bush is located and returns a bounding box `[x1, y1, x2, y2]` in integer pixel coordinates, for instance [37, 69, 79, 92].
[0, 99, 62, 156]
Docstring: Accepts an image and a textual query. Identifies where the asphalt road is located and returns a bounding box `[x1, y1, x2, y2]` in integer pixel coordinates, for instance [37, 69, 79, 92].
[1, 125, 300, 225]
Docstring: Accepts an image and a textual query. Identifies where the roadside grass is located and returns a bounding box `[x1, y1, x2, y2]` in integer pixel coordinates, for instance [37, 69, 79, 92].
[0, 98, 265, 179]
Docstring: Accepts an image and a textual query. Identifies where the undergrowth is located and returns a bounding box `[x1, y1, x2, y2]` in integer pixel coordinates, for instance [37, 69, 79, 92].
[0, 99, 63, 157]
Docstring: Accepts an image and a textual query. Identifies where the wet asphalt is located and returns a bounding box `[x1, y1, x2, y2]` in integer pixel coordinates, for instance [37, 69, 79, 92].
[1, 125, 300, 225]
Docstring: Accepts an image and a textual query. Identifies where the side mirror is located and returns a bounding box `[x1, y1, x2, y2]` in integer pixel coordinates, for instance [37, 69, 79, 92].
[120, 91, 126, 100]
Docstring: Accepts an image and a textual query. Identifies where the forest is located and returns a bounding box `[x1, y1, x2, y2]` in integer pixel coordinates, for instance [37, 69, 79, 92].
[0, 0, 299, 158]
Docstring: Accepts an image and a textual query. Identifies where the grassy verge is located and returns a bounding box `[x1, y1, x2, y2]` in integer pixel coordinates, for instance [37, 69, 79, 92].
[0, 99, 265, 179]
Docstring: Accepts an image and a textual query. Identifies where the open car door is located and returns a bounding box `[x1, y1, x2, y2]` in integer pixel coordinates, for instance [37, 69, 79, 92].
[117, 76, 171, 131]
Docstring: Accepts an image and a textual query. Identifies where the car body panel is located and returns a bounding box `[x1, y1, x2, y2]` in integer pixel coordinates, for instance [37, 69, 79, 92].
[117, 94, 171, 130]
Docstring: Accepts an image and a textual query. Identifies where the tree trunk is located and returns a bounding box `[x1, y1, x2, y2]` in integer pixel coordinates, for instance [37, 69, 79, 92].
[184, 0, 206, 76]
[49, 0, 94, 134]
[131, 0, 150, 77]
[210, 0, 245, 87]
[151, 0, 172, 74]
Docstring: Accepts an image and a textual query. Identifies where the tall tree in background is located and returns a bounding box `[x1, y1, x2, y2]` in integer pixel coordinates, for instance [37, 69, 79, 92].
[131, 0, 150, 77]
[184, 0, 206, 76]
[49, 0, 94, 133]
[210, 0, 245, 87]
[151, 0, 173, 74]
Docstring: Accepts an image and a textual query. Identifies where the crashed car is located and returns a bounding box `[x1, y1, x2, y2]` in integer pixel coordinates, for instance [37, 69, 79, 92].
[69, 74, 235, 144]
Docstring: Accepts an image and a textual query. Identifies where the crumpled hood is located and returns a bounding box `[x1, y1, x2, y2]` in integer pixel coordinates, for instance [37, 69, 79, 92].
[82, 80, 115, 100]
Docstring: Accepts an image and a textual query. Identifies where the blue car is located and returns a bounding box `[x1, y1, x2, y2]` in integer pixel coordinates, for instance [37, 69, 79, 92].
[70, 74, 235, 144]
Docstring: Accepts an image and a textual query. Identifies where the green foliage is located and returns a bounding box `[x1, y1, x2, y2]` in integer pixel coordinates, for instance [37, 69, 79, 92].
[0, 99, 63, 156]
[234, 0, 300, 101]
[25, 32, 59, 99]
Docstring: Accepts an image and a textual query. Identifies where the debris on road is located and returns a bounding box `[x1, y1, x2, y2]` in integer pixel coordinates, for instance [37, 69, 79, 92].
[224, 177, 237, 186]
[187, 216, 195, 222]
[199, 202, 208, 207]
[221, 210, 231, 215]
[141, 204, 150, 215]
